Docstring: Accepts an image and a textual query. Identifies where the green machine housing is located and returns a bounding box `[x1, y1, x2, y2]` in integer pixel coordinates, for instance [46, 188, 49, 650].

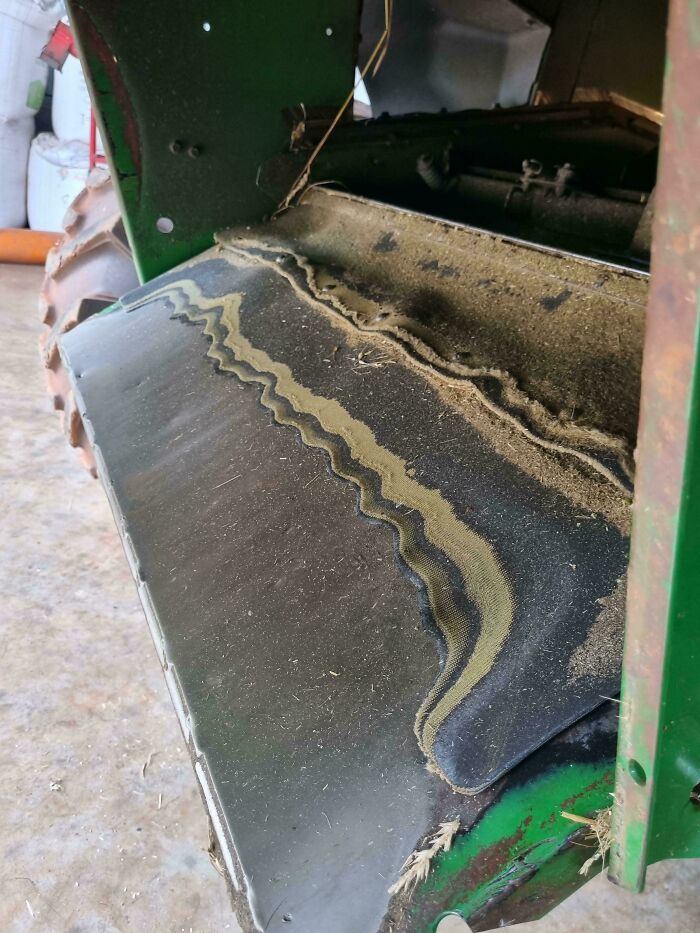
[57, 0, 700, 930]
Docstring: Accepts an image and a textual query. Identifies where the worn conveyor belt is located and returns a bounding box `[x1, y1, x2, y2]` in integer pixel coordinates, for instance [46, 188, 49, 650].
[60, 190, 645, 931]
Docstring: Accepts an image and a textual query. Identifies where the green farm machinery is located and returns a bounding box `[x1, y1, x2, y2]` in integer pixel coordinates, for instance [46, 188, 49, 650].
[43, 1, 700, 929]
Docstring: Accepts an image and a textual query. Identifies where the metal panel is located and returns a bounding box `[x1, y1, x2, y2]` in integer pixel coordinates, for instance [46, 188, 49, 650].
[609, 0, 700, 890]
[534, 0, 601, 104]
[65, 0, 359, 280]
[359, 0, 550, 115]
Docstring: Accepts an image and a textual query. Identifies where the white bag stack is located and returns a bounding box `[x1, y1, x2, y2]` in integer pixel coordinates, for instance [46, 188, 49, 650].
[0, 0, 62, 227]
[27, 132, 90, 231]
[51, 30, 103, 150]
[0, 119, 34, 227]
[27, 15, 103, 229]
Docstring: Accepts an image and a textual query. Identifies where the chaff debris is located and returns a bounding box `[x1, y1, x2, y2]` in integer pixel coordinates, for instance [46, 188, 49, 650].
[561, 805, 613, 875]
[207, 823, 226, 878]
[388, 818, 460, 897]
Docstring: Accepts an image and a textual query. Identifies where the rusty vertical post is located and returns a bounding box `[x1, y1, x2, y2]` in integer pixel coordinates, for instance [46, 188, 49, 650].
[610, 0, 700, 891]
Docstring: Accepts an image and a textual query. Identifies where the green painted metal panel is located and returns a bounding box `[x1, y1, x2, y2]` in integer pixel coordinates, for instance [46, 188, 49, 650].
[66, 0, 359, 281]
[411, 760, 615, 931]
[610, 0, 700, 891]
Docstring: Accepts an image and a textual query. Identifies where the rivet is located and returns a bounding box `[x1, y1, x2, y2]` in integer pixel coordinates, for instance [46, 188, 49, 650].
[188, 145, 201, 159]
[169, 140, 183, 154]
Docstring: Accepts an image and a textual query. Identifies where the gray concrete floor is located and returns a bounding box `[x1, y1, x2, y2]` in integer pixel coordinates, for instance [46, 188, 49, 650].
[1, 262, 699, 932]
[1, 265, 239, 933]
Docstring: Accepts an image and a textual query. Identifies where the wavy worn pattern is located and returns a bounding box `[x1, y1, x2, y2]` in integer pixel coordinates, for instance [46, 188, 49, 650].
[125, 272, 517, 791]
[218, 236, 635, 494]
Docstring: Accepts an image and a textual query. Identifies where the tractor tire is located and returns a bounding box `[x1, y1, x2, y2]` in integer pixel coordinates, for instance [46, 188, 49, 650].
[39, 168, 138, 476]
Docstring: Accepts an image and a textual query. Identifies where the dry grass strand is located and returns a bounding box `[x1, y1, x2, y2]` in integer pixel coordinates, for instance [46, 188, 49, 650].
[389, 818, 460, 897]
[561, 805, 613, 875]
[276, 1, 394, 214]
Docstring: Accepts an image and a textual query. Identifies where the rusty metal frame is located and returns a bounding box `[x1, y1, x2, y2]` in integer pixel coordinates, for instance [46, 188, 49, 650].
[610, 0, 700, 890]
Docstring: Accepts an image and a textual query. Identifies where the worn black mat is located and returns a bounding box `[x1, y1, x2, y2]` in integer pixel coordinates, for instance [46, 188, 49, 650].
[60, 232, 630, 928]
[72, 244, 628, 794]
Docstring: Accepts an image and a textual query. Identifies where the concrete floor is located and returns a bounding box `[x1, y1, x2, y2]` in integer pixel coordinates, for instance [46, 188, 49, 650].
[1, 265, 239, 933]
[1, 262, 699, 933]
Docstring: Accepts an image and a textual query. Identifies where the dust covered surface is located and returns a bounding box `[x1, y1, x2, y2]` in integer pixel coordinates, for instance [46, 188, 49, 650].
[568, 575, 627, 684]
[60, 221, 634, 927]
[223, 187, 647, 488]
[107, 229, 630, 796]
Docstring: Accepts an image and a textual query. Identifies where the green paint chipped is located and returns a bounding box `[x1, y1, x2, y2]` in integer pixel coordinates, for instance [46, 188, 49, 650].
[415, 762, 615, 930]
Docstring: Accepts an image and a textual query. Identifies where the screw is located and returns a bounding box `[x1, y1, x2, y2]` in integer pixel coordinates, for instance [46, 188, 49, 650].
[188, 145, 201, 159]
[169, 140, 183, 154]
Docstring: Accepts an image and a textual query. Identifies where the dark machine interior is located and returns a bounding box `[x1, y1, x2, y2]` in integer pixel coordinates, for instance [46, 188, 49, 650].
[270, 0, 667, 269]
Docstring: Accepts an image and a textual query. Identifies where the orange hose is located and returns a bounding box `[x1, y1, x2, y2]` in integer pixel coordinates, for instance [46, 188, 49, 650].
[0, 228, 61, 265]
